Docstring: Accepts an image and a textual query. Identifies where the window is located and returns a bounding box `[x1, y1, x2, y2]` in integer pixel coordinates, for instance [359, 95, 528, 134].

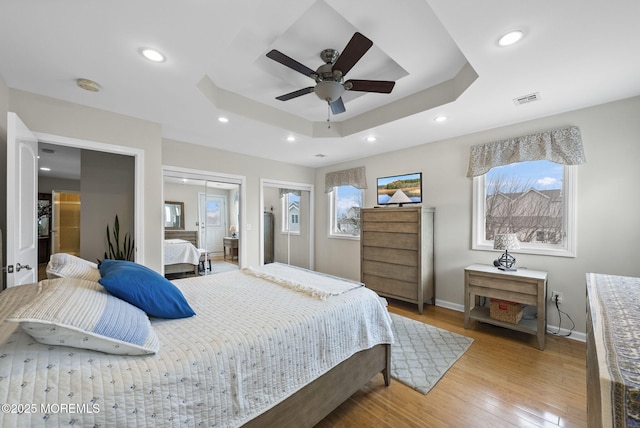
[472, 160, 576, 257]
[282, 191, 300, 234]
[329, 185, 363, 238]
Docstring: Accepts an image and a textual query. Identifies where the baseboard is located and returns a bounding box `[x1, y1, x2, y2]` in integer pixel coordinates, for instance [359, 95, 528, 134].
[434, 299, 586, 343]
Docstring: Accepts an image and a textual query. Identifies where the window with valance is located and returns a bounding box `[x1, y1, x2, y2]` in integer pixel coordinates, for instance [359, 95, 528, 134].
[470, 126, 586, 257]
[325, 167, 367, 239]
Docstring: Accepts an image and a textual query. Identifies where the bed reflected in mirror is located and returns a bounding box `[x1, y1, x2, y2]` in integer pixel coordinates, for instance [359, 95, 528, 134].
[164, 201, 184, 230]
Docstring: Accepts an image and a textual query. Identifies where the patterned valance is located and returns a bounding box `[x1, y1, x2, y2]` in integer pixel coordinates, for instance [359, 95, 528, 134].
[325, 166, 367, 193]
[279, 188, 301, 197]
[467, 126, 586, 177]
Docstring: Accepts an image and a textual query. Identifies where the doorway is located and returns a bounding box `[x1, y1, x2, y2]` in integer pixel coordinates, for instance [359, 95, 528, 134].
[51, 191, 81, 256]
[6, 112, 143, 288]
[198, 193, 227, 257]
[260, 179, 314, 269]
[163, 166, 246, 276]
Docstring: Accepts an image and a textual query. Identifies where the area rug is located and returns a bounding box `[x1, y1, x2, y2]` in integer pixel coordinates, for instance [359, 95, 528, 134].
[389, 313, 473, 394]
[209, 261, 240, 274]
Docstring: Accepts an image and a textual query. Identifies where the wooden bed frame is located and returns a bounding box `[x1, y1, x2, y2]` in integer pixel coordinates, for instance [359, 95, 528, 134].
[164, 230, 199, 275]
[244, 343, 390, 427]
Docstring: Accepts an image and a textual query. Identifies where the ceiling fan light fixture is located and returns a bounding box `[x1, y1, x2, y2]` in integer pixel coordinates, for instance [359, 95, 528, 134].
[498, 30, 524, 47]
[314, 81, 345, 102]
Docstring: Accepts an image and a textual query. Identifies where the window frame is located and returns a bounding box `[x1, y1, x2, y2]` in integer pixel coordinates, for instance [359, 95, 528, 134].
[281, 192, 301, 235]
[472, 164, 577, 257]
[328, 185, 364, 240]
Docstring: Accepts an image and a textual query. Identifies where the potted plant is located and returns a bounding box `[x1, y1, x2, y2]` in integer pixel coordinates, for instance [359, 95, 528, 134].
[103, 214, 135, 261]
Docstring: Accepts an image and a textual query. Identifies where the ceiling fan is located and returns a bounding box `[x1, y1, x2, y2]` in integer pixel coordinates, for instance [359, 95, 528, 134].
[266, 32, 396, 116]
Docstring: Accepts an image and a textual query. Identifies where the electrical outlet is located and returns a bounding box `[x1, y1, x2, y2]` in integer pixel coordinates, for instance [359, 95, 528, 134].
[551, 291, 563, 304]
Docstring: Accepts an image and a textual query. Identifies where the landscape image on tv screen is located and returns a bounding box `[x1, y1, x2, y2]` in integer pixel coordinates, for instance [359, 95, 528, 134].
[377, 172, 422, 205]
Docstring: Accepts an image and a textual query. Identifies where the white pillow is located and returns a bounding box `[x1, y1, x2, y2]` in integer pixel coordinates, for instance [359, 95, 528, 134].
[46, 253, 101, 281]
[6, 278, 159, 355]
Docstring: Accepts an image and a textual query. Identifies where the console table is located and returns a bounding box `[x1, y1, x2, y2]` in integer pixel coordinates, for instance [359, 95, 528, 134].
[464, 264, 547, 350]
[223, 237, 238, 261]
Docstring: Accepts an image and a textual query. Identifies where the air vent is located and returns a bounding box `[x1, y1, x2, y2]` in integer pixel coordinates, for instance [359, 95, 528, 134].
[42, 148, 55, 154]
[513, 92, 540, 105]
[314, 154, 327, 158]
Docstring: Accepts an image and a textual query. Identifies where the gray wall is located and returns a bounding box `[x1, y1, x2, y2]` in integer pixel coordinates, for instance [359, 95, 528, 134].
[314, 95, 640, 338]
[80, 150, 135, 263]
[38, 177, 80, 193]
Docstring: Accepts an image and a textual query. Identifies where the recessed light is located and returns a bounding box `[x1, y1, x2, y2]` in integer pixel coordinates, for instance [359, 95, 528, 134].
[434, 115, 447, 123]
[365, 136, 376, 143]
[40, 167, 51, 172]
[140, 48, 166, 62]
[218, 117, 229, 123]
[287, 135, 296, 142]
[498, 30, 524, 47]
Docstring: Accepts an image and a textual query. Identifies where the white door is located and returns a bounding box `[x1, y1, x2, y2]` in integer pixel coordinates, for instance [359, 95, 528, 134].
[6, 112, 38, 287]
[198, 193, 226, 255]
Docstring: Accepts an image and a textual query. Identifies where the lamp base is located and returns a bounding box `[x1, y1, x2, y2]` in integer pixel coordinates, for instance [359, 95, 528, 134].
[496, 251, 517, 271]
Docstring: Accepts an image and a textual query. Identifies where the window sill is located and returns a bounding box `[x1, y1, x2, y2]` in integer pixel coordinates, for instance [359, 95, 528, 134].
[472, 242, 576, 258]
[328, 234, 360, 241]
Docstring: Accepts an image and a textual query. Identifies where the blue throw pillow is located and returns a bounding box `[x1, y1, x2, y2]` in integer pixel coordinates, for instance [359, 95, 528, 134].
[98, 259, 195, 319]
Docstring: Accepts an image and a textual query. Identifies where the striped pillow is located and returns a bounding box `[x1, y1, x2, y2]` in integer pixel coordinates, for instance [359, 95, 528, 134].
[6, 278, 159, 355]
[46, 253, 101, 281]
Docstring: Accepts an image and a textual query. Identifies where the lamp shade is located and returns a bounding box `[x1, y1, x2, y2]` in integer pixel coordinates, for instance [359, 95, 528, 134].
[493, 233, 520, 251]
[229, 225, 237, 233]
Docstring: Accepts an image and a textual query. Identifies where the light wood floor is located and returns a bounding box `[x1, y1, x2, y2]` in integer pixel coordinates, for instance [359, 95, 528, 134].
[317, 300, 587, 428]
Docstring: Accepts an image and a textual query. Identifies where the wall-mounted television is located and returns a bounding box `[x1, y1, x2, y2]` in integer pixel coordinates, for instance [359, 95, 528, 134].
[377, 172, 422, 206]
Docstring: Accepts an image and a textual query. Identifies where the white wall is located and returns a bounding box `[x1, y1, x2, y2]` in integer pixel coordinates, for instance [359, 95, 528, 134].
[314, 96, 640, 337]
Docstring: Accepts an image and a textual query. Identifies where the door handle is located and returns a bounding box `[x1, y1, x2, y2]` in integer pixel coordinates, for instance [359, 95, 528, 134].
[16, 263, 33, 272]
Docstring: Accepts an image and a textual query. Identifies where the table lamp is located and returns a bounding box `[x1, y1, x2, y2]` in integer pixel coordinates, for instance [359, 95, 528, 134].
[493, 233, 520, 271]
[229, 225, 237, 238]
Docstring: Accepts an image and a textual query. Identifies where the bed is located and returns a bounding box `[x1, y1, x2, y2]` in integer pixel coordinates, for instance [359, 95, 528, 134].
[0, 262, 393, 427]
[163, 230, 201, 275]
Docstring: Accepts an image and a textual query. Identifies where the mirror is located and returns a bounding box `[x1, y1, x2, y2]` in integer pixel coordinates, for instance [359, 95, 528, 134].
[164, 201, 184, 230]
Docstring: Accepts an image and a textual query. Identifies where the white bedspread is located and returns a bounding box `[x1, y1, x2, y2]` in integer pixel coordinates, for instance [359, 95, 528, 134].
[163, 238, 200, 265]
[0, 265, 393, 427]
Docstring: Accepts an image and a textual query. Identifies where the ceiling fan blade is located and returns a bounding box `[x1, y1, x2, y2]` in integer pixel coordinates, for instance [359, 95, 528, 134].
[275, 87, 314, 101]
[266, 50, 315, 77]
[330, 97, 346, 115]
[332, 32, 373, 76]
[346, 79, 395, 93]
